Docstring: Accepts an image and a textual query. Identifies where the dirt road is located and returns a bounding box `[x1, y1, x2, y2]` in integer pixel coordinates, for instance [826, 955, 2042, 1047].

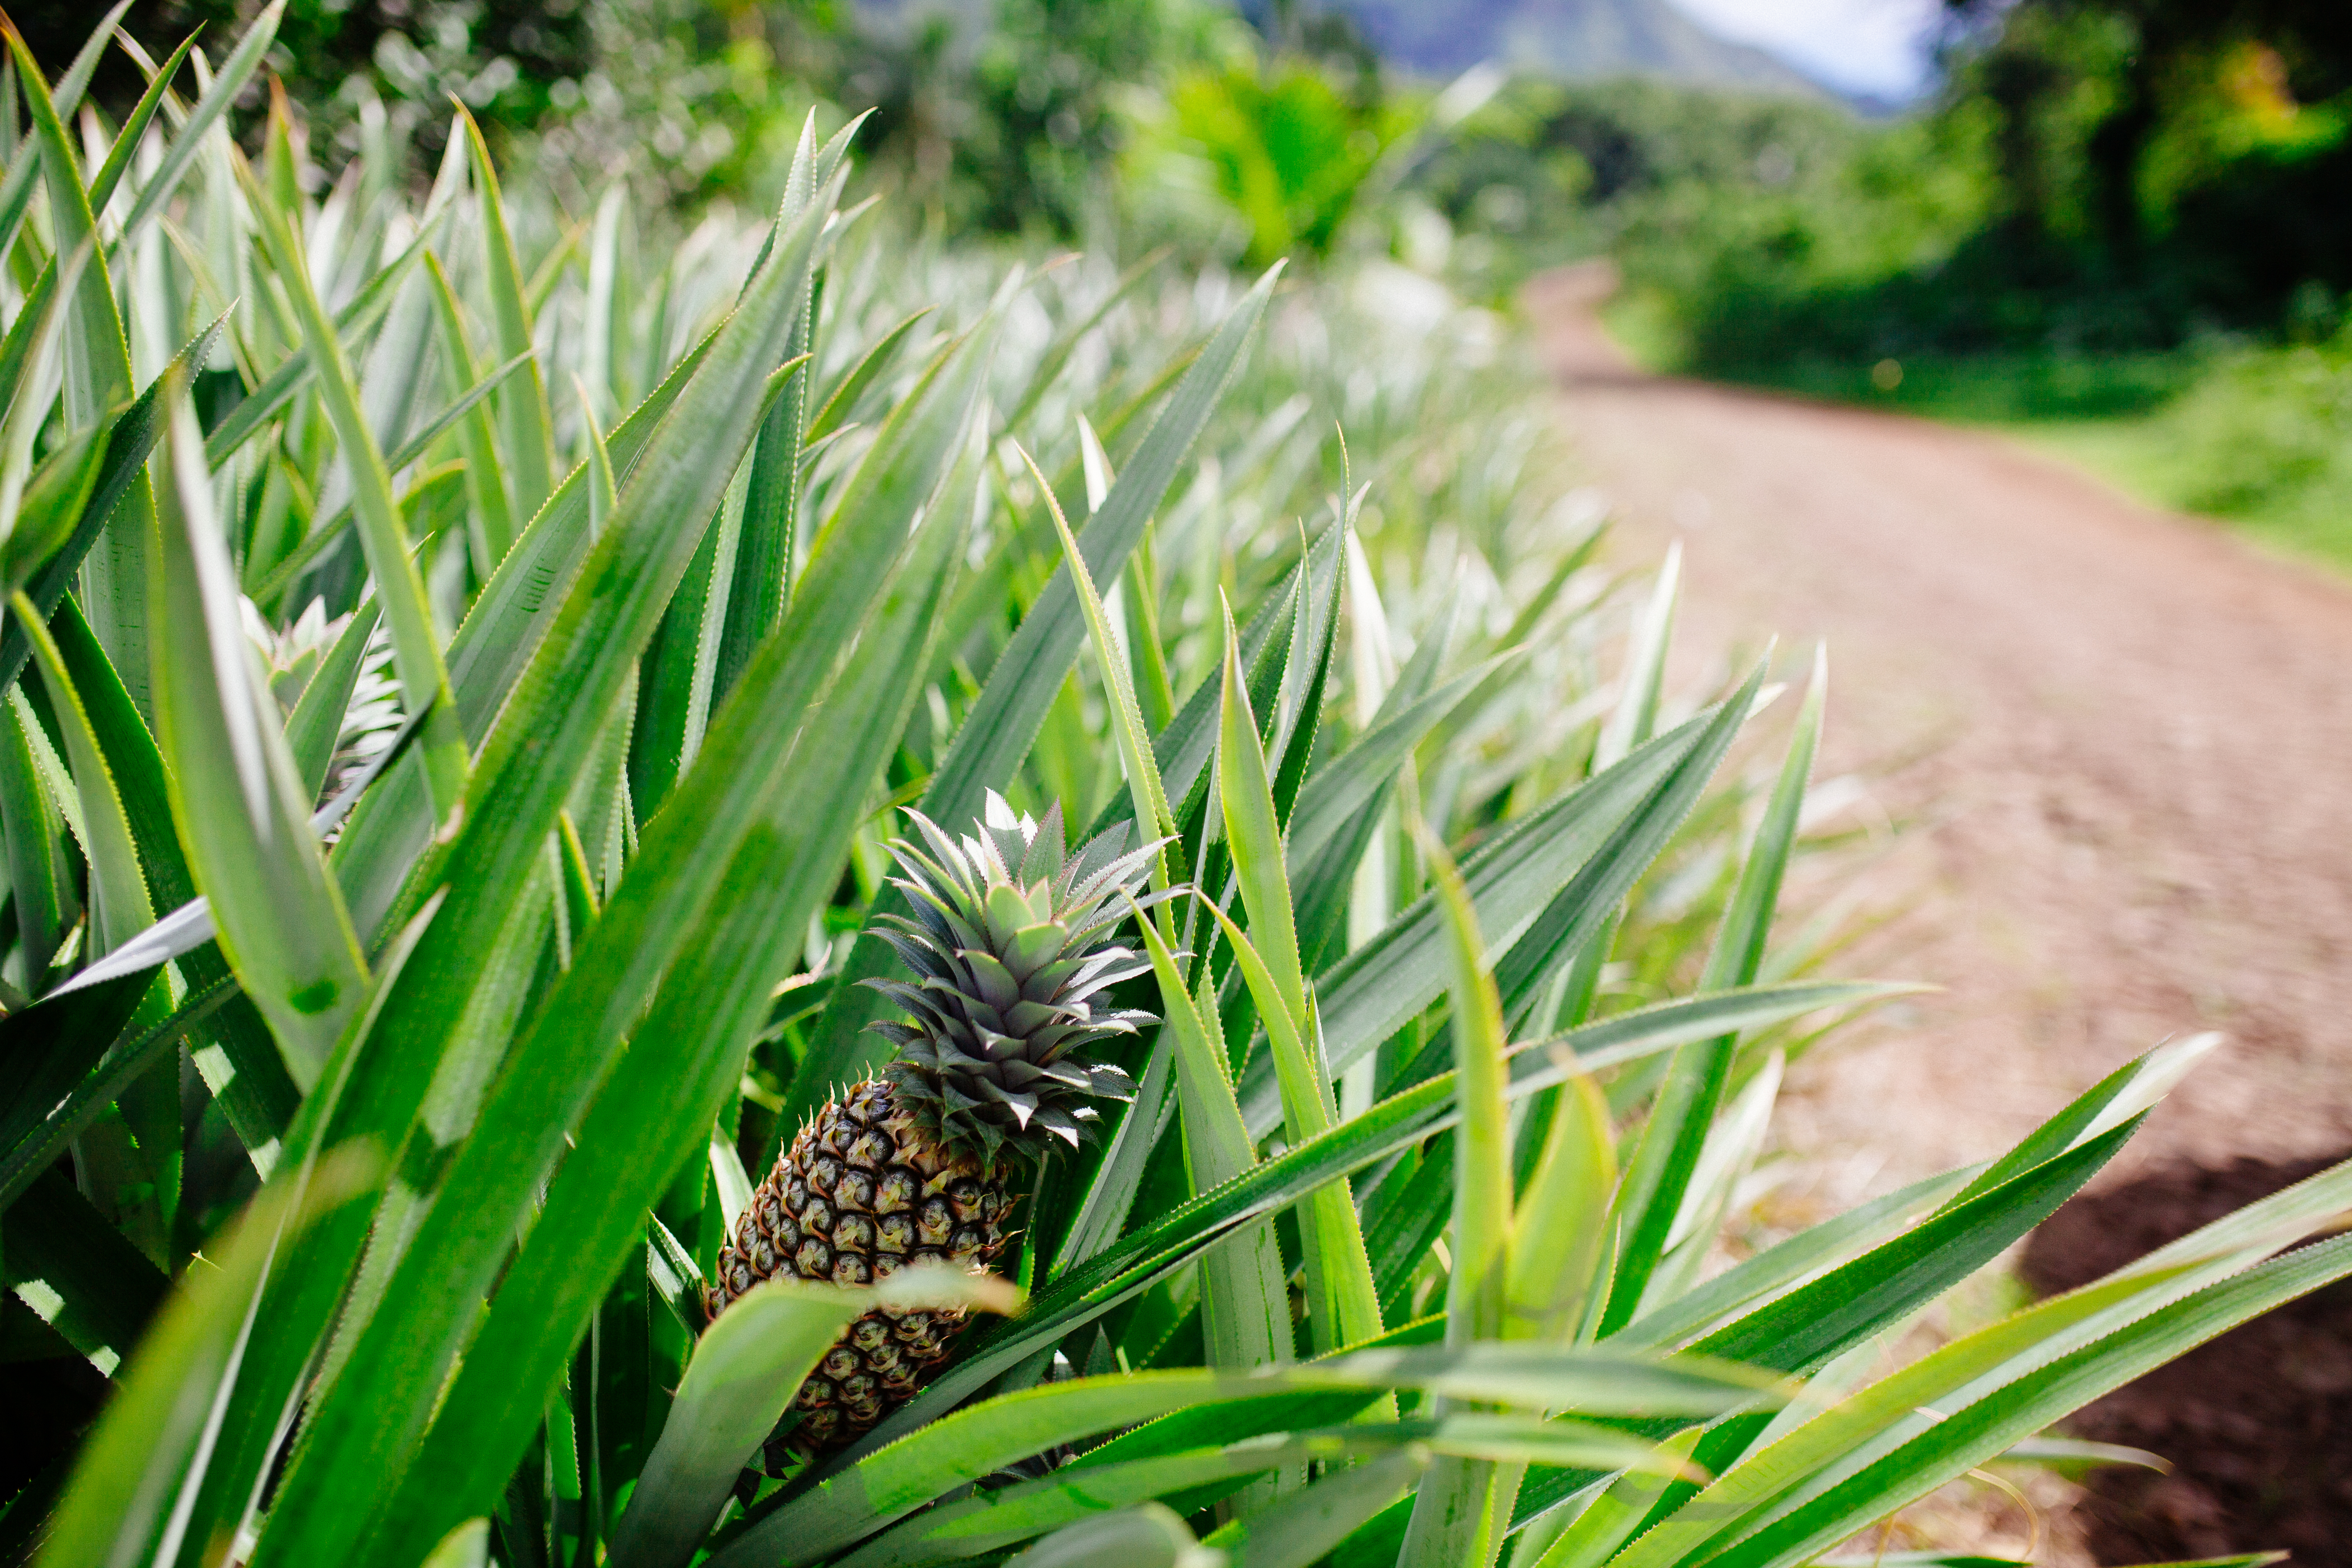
[1528, 265, 2352, 1200]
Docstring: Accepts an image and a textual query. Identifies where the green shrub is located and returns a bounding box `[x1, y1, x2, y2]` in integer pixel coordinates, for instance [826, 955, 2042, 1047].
[2021, 326, 2352, 568]
[1149, 59, 1418, 268]
[4, 10, 2348, 1568]
[2152, 332, 2352, 516]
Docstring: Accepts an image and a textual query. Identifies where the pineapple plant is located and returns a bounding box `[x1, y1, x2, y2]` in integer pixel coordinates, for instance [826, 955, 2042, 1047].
[16, 8, 2352, 1565]
[708, 794, 1161, 1451]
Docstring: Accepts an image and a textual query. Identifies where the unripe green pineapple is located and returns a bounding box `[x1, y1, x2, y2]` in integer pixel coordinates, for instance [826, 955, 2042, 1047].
[709, 794, 1160, 1454]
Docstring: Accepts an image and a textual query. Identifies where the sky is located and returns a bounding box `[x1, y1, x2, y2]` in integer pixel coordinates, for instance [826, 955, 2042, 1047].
[1665, 0, 1950, 101]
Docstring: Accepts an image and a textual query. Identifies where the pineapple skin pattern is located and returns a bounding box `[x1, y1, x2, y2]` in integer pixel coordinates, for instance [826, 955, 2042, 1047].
[708, 794, 1161, 1454]
[712, 1080, 1006, 1451]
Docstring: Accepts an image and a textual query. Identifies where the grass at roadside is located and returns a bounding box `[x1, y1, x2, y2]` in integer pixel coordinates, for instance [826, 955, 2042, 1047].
[1603, 292, 2352, 573]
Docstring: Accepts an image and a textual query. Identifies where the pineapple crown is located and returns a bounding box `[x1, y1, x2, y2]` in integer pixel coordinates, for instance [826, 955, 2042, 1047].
[863, 792, 1167, 1168]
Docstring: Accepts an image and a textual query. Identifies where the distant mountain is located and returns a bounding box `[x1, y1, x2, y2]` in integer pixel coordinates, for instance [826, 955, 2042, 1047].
[1318, 0, 1834, 98]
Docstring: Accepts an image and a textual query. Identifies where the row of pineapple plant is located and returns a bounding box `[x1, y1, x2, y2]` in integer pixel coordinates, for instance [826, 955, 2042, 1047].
[0, 6, 2347, 1568]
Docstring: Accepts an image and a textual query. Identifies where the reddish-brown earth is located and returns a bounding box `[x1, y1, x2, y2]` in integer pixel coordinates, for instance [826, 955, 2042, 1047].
[2023, 1154, 2352, 1566]
[1528, 263, 2352, 1565]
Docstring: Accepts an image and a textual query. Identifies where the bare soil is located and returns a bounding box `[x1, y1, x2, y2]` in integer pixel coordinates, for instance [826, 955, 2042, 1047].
[2023, 1155, 2352, 1567]
[1528, 263, 2352, 1564]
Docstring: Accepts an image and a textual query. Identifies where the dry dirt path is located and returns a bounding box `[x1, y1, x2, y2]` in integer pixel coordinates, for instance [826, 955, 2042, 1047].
[1527, 265, 2352, 1207]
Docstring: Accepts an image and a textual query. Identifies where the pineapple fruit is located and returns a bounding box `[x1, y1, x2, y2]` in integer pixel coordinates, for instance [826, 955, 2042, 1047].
[709, 794, 1161, 1453]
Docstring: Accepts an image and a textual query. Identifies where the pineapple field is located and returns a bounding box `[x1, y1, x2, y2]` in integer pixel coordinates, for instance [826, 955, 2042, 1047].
[3, 5, 2351, 1568]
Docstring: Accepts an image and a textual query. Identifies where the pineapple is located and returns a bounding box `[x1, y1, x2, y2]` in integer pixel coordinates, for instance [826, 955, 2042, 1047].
[709, 793, 1161, 1453]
